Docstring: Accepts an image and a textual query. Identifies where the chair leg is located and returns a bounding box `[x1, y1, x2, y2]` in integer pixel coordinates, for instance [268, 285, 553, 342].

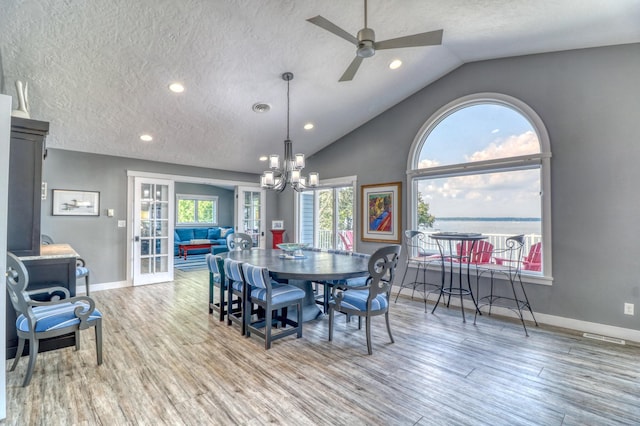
[296, 302, 302, 338]
[95, 321, 103, 365]
[385, 311, 394, 344]
[328, 306, 334, 341]
[23, 338, 39, 387]
[264, 304, 273, 350]
[75, 330, 81, 350]
[10, 337, 25, 372]
[85, 274, 90, 297]
[518, 275, 539, 326]
[365, 316, 372, 355]
[510, 278, 529, 337]
[218, 285, 226, 322]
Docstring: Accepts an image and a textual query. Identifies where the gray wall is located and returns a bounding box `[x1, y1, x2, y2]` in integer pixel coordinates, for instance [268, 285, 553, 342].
[41, 148, 260, 284]
[174, 182, 234, 227]
[294, 43, 640, 330]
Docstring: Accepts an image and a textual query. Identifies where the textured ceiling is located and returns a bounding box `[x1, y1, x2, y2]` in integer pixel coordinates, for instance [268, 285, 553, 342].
[2, 0, 639, 174]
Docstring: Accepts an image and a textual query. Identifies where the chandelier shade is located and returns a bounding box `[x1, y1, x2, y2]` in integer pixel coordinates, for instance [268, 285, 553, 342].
[261, 72, 319, 192]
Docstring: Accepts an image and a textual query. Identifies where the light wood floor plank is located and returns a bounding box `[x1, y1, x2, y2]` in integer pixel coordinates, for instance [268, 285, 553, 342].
[4, 269, 640, 425]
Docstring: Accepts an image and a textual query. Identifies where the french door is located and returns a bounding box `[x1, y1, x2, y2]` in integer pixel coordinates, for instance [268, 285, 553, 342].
[133, 177, 174, 285]
[235, 186, 266, 249]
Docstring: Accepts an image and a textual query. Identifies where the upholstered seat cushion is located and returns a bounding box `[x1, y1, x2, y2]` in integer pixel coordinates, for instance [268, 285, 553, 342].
[75, 266, 89, 277]
[336, 290, 388, 312]
[251, 283, 305, 305]
[16, 302, 102, 333]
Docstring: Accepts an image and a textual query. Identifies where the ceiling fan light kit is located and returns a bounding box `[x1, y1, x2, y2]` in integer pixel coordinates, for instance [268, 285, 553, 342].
[307, 0, 443, 81]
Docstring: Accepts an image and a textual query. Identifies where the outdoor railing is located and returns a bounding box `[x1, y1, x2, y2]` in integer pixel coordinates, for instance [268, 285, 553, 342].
[315, 229, 542, 258]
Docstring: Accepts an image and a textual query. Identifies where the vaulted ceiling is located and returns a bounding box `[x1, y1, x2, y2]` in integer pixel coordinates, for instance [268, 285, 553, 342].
[2, 0, 639, 174]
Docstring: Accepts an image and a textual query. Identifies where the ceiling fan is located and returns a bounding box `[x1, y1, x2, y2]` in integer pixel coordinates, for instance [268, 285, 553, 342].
[307, 0, 443, 82]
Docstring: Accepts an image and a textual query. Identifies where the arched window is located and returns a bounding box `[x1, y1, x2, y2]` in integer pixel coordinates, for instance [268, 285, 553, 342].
[407, 93, 552, 282]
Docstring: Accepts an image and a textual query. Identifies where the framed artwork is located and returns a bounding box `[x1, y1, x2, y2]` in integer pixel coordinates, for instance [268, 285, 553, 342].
[361, 182, 401, 244]
[52, 190, 100, 216]
[272, 220, 284, 230]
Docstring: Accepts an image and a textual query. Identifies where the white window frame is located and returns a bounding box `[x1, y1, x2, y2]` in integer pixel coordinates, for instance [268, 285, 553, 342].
[407, 93, 553, 285]
[294, 176, 357, 250]
[176, 194, 218, 226]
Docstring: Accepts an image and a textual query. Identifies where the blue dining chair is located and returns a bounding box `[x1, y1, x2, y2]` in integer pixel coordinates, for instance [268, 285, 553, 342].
[223, 258, 249, 335]
[328, 244, 401, 355]
[241, 263, 305, 349]
[206, 254, 227, 321]
[6, 252, 103, 386]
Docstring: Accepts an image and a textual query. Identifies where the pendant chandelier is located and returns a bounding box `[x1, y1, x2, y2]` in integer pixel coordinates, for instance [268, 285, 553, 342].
[261, 72, 319, 192]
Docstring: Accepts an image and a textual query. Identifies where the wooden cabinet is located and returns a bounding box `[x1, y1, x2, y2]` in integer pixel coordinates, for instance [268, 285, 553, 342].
[7, 117, 48, 256]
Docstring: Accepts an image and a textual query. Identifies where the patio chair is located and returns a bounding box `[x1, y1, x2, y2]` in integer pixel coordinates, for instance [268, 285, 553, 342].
[6, 252, 103, 386]
[474, 235, 539, 336]
[395, 230, 441, 312]
[338, 230, 353, 251]
[241, 263, 305, 349]
[456, 240, 494, 264]
[521, 242, 542, 271]
[328, 244, 401, 355]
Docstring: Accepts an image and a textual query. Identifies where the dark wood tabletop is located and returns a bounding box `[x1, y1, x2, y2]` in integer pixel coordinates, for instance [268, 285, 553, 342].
[221, 249, 369, 281]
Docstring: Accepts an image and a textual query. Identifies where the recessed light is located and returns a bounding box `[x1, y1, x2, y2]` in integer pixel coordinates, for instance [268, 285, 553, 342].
[140, 134, 153, 142]
[389, 59, 402, 70]
[253, 103, 271, 113]
[169, 82, 185, 93]
[259, 156, 268, 161]
[303, 123, 314, 130]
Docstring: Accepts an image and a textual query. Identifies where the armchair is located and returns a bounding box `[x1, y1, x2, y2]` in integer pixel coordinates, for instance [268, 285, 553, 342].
[328, 244, 401, 355]
[6, 252, 103, 386]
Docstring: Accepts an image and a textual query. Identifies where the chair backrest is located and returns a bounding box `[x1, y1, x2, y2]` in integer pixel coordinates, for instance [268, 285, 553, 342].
[41, 234, 55, 245]
[226, 233, 253, 251]
[223, 257, 245, 285]
[456, 240, 493, 264]
[242, 263, 273, 291]
[206, 253, 224, 283]
[339, 230, 353, 251]
[499, 235, 526, 274]
[524, 242, 542, 271]
[367, 244, 402, 299]
[404, 230, 430, 257]
[6, 253, 31, 317]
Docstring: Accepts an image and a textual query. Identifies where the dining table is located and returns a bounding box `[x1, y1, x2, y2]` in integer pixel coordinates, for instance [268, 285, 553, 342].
[220, 249, 370, 321]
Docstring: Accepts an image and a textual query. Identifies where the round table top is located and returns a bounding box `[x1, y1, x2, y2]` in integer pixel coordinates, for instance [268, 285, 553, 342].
[221, 249, 369, 281]
[429, 232, 487, 241]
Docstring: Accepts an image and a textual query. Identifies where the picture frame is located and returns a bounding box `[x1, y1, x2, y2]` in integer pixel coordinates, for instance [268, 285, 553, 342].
[361, 182, 401, 244]
[52, 189, 100, 216]
[272, 220, 284, 230]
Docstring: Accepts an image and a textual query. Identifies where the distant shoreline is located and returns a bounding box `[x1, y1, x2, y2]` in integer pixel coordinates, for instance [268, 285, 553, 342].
[437, 217, 540, 222]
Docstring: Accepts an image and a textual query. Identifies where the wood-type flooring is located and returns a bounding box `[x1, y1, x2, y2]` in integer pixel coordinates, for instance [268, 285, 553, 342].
[4, 269, 640, 425]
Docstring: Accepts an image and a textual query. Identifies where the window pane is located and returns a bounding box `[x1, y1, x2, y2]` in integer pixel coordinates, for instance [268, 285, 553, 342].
[198, 200, 214, 223]
[318, 189, 334, 249]
[178, 199, 195, 223]
[418, 104, 540, 169]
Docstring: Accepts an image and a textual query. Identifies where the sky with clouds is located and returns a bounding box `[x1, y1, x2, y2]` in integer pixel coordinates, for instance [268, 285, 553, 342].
[416, 104, 541, 218]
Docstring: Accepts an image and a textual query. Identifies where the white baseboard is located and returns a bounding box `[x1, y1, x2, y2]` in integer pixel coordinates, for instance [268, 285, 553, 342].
[394, 290, 640, 344]
[77, 280, 130, 295]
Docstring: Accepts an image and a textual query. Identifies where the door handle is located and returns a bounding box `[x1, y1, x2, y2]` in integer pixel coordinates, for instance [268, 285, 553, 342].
[134, 236, 140, 242]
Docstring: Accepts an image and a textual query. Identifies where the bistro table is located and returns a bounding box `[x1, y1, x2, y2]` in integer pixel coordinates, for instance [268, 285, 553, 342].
[221, 249, 370, 321]
[429, 232, 487, 323]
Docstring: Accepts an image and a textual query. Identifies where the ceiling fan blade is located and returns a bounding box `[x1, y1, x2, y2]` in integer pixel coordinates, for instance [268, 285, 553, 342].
[375, 29, 443, 50]
[339, 56, 364, 82]
[307, 15, 359, 46]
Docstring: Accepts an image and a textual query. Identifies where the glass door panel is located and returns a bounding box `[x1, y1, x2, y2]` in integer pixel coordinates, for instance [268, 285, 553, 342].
[133, 177, 174, 285]
[236, 186, 265, 249]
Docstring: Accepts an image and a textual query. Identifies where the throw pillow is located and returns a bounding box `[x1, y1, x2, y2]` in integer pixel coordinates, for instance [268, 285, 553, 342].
[207, 228, 221, 240]
[220, 228, 233, 238]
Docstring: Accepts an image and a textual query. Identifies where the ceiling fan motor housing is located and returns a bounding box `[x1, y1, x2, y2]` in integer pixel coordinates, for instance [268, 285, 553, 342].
[357, 27, 376, 57]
